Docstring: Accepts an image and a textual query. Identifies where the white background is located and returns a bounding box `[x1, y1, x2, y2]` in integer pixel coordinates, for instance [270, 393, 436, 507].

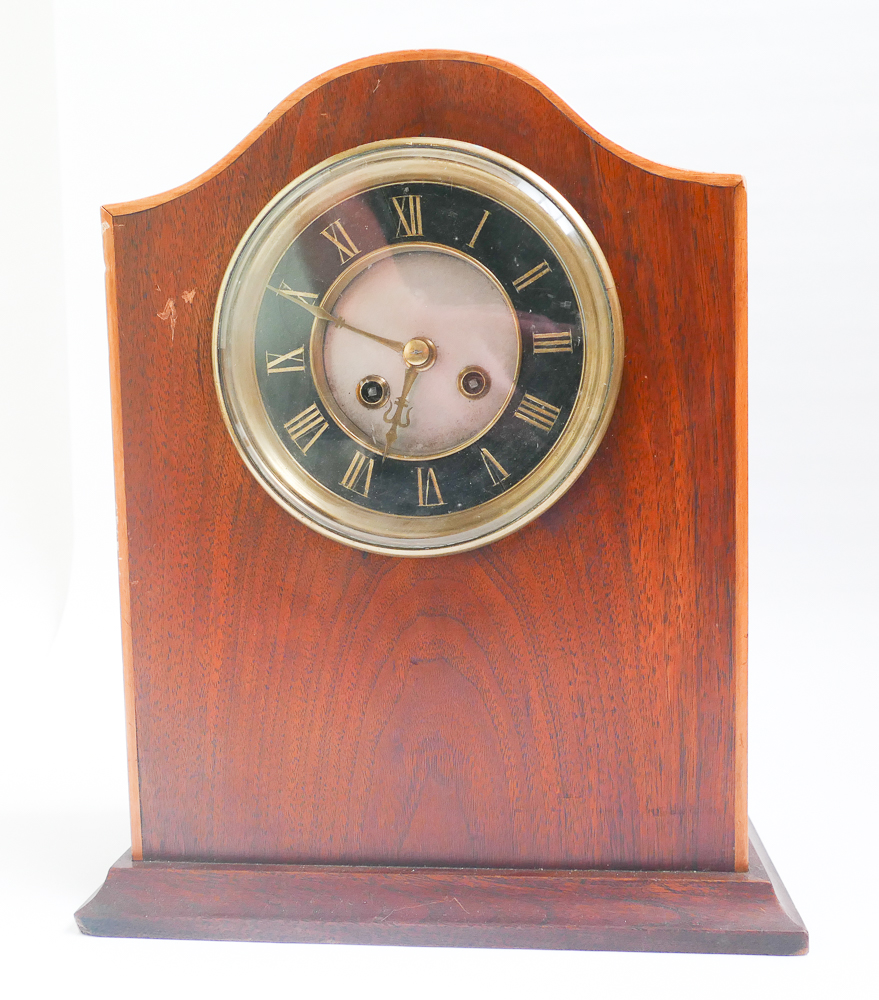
[1, 0, 876, 996]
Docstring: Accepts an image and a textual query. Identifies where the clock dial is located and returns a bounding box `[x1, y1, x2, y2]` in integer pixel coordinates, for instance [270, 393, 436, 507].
[254, 182, 583, 518]
[214, 140, 622, 554]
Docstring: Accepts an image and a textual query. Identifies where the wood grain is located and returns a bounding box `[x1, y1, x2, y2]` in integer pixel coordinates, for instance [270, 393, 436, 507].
[75, 826, 806, 954]
[103, 51, 748, 871]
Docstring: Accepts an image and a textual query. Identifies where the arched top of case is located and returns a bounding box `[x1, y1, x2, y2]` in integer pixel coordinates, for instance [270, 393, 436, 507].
[103, 49, 743, 218]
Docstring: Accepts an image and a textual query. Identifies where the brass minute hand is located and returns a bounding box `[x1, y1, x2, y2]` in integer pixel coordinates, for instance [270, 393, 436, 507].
[269, 286, 406, 354]
[382, 363, 420, 458]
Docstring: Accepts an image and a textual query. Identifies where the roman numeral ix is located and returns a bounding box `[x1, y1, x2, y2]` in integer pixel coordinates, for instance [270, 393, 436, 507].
[274, 283, 318, 307]
[514, 394, 561, 433]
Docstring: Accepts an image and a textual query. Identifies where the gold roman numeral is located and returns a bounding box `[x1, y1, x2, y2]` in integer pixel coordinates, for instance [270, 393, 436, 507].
[513, 394, 561, 433]
[284, 403, 328, 454]
[340, 451, 374, 497]
[320, 220, 360, 263]
[275, 283, 318, 305]
[512, 260, 551, 292]
[480, 448, 510, 486]
[416, 467, 445, 507]
[533, 329, 573, 354]
[466, 209, 490, 248]
[266, 346, 305, 373]
[391, 195, 423, 237]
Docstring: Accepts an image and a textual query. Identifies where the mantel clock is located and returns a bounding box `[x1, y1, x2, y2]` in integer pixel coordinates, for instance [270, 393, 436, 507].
[76, 51, 807, 955]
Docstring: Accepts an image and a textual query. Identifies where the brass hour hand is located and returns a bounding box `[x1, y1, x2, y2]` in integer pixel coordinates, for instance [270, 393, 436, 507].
[382, 364, 420, 458]
[268, 285, 406, 354]
[380, 338, 437, 458]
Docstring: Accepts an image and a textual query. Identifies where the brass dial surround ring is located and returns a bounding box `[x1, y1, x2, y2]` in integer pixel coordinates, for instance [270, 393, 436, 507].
[213, 138, 624, 557]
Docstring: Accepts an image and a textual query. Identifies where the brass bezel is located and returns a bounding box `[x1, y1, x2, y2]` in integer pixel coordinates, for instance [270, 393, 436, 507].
[213, 138, 623, 557]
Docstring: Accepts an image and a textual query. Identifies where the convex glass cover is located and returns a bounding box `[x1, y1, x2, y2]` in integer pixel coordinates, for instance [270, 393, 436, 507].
[214, 139, 623, 555]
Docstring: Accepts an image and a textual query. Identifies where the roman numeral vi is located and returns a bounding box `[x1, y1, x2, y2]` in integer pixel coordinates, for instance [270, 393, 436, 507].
[340, 451, 374, 497]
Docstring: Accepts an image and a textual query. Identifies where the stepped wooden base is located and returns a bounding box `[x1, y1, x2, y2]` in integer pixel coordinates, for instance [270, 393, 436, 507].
[76, 823, 806, 955]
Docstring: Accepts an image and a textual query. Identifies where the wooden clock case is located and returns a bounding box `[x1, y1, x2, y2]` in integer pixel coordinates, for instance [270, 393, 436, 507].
[76, 51, 807, 954]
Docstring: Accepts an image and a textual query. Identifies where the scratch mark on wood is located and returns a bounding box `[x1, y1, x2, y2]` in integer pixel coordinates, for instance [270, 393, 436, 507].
[157, 298, 177, 340]
[374, 896, 465, 923]
[182, 288, 197, 304]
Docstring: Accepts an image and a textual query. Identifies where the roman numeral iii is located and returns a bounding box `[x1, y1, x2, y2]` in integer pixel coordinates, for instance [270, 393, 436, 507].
[284, 403, 329, 454]
[513, 260, 551, 292]
[320, 220, 360, 263]
[533, 330, 573, 354]
[266, 346, 305, 373]
[340, 451, 374, 497]
[416, 467, 445, 507]
[391, 195, 423, 238]
[513, 394, 561, 433]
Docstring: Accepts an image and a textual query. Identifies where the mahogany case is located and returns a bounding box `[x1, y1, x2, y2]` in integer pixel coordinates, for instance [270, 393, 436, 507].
[76, 52, 807, 954]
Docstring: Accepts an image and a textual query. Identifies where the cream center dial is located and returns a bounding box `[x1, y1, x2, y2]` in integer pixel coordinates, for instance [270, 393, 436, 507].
[318, 248, 521, 459]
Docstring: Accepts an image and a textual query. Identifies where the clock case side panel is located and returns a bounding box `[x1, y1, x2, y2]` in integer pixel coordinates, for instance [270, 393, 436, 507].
[102, 51, 747, 872]
[733, 180, 748, 872]
[102, 206, 143, 861]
